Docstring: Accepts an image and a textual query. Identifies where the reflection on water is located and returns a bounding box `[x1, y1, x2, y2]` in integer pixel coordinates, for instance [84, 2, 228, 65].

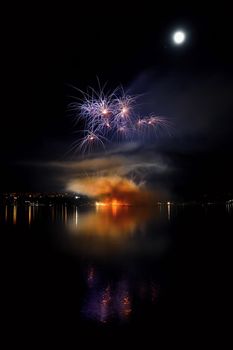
[75, 206, 78, 227]
[28, 205, 32, 225]
[1, 201, 233, 332]
[83, 265, 158, 323]
[13, 205, 17, 225]
[0, 202, 166, 324]
[2, 202, 232, 229]
[1, 202, 174, 228]
[167, 202, 171, 221]
[61, 204, 173, 259]
[1, 201, 233, 327]
[1, 205, 40, 226]
[69, 205, 156, 237]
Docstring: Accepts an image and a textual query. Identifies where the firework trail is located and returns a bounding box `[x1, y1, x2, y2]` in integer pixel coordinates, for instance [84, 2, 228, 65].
[68, 82, 170, 154]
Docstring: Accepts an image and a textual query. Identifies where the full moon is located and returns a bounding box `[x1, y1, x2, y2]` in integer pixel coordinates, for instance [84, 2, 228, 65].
[173, 31, 186, 45]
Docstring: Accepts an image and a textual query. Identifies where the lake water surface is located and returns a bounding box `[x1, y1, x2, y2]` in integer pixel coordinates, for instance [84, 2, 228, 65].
[1, 202, 232, 345]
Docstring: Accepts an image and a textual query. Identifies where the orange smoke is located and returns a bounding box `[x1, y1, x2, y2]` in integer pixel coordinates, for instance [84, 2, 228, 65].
[68, 175, 154, 205]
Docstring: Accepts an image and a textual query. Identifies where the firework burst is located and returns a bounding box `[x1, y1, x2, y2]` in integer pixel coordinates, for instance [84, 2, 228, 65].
[68, 82, 170, 154]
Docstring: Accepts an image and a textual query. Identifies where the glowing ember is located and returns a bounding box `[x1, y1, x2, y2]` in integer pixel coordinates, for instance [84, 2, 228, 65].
[95, 199, 129, 207]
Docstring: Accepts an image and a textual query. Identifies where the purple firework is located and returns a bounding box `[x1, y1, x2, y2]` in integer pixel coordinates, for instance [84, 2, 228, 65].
[68, 83, 170, 154]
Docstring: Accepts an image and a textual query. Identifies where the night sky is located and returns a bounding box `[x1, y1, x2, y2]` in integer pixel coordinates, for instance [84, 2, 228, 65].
[2, 4, 233, 199]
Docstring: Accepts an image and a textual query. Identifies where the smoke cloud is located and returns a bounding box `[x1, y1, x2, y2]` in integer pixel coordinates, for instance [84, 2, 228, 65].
[68, 175, 156, 205]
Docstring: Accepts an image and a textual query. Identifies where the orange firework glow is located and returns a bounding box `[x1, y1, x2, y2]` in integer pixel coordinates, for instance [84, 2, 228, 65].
[68, 175, 155, 206]
[95, 199, 129, 207]
[95, 198, 129, 217]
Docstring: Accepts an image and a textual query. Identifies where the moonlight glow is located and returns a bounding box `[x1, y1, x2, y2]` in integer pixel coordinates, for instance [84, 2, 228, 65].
[173, 30, 186, 45]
